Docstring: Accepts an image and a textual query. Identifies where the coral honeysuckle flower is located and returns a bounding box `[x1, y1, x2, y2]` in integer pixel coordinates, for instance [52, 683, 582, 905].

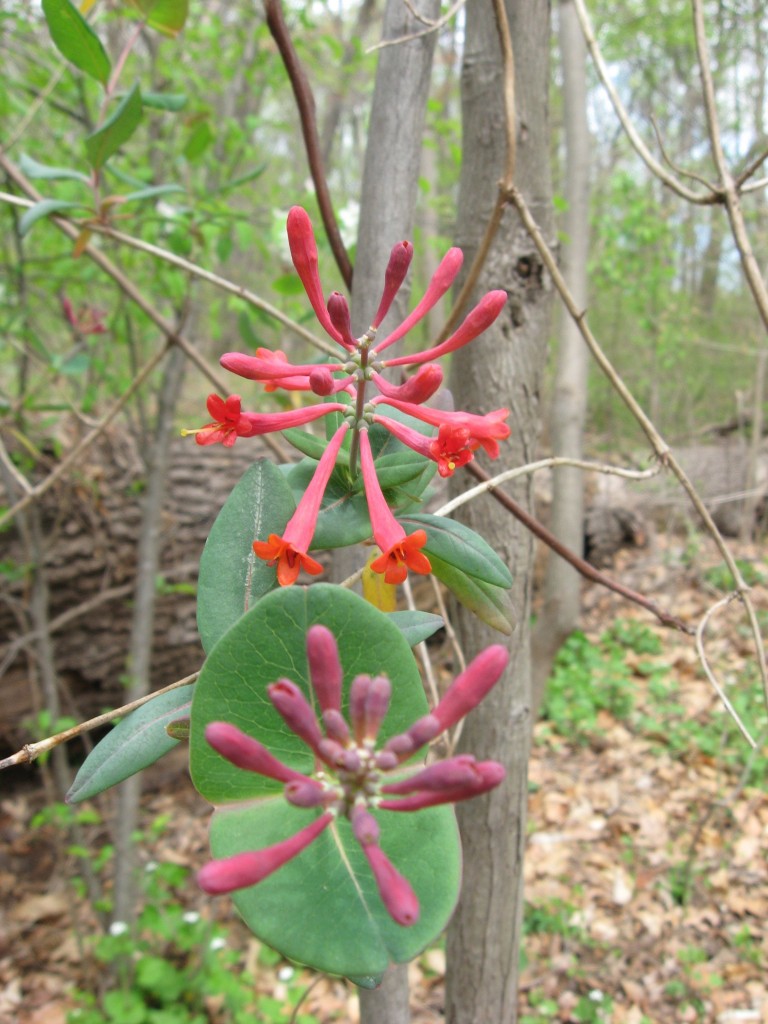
[372, 415, 478, 478]
[252, 422, 349, 585]
[371, 397, 510, 459]
[183, 396, 348, 448]
[359, 430, 431, 584]
[197, 625, 508, 926]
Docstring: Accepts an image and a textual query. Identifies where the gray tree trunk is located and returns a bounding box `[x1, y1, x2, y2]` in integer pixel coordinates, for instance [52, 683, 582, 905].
[445, 0, 553, 1021]
[530, 0, 590, 714]
[343, 0, 439, 1019]
[112, 342, 188, 925]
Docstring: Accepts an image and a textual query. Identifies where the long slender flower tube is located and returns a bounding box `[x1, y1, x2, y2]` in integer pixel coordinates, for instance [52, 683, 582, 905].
[197, 626, 508, 926]
[253, 422, 349, 585]
[358, 430, 431, 584]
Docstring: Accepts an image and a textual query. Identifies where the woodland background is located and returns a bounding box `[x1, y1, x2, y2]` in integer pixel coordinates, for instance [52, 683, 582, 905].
[1, 1, 768, 1023]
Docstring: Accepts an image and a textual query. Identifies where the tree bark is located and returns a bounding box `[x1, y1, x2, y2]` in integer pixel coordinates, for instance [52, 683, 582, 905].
[345, 0, 439, 1018]
[530, 0, 590, 714]
[445, 1, 553, 1021]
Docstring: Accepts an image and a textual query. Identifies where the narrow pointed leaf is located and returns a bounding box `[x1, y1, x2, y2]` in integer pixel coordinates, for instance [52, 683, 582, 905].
[197, 460, 296, 654]
[41, 0, 111, 84]
[400, 513, 513, 588]
[141, 91, 188, 111]
[85, 85, 143, 170]
[19, 154, 90, 183]
[19, 199, 89, 236]
[66, 685, 194, 803]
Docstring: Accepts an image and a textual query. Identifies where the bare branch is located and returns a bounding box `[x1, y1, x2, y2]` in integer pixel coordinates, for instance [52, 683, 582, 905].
[0, 673, 198, 771]
[367, 0, 467, 52]
[695, 596, 757, 748]
[264, 0, 353, 288]
[573, 0, 719, 204]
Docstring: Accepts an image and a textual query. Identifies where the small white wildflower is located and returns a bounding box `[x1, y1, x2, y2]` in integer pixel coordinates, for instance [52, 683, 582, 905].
[209, 937, 227, 952]
[277, 965, 294, 982]
[144, 861, 158, 873]
[183, 911, 200, 924]
[109, 921, 129, 936]
[589, 989, 604, 1002]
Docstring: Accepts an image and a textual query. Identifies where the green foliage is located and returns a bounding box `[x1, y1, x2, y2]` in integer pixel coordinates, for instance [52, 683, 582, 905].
[66, 862, 273, 1024]
[703, 559, 767, 591]
[41, 0, 111, 85]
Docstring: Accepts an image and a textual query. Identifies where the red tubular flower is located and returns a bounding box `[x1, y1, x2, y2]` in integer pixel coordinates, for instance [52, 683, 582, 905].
[220, 351, 344, 383]
[182, 394, 259, 447]
[327, 292, 357, 348]
[197, 812, 334, 895]
[370, 364, 443, 404]
[359, 430, 431, 585]
[372, 415, 477, 478]
[432, 645, 509, 732]
[382, 290, 508, 368]
[205, 722, 311, 784]
[286, 207, 349, 348]
[371, 240, 414, 330]
[362, 843, 420, 926]
[306, 625, 343, 712]
[372, 397, 510, 459]
[253, 422, 349, 585]
[374, 247, 464, 355]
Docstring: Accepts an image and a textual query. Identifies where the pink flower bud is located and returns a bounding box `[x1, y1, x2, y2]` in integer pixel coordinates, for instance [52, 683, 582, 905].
[327, 292, 357, 348]
[268, 679, 324, 754]
[384, 290, 508, 368]
[381, 755, 481, 795]
[383, 713, 441, 760]
[197, 812, 333, 895]
[322, 709, 350, 744]
[307, 625, 343, 712]
[284, 778, 328, 808]
[309, 366, 335, 395]
[362, 843, 420, 926]
[204, 722, 307, 784]
[317, 736, 347, 767]
[375, 248, 464, 355]
[363, 675, 391, 742]
[371, 240, 414, 329]
[371, 364, 443, 404]
[374, 750, 399, 770]
[351, 804, 380, 846]
[349, 674, 372, 744]
[432, 646, 508, 732]
[286, 207, 346, 347]
[379, 761, 505, 811]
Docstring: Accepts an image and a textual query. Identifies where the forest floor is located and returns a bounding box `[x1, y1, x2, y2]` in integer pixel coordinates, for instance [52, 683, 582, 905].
[1, 532, 767, 1024]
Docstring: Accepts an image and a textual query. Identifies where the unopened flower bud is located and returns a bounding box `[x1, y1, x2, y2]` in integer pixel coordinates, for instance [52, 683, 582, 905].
[432, 646, 508, 732]
[349, 674, 372, 744]
[381, 755, 481, 795]
[322, 708, 350, 744]
[363, 675, 391, 742]
[371, 240, 414, 329]
[380, 760, 505, 812]
[197, 812, 334, 895]
[268, 679, 324, 753]
[309, 366, 334, 396]
[327, 292, 356, 348]
[205, 722, 307, 784]
[307, 625, 343, 711]
[284, 778, 328, 808]
[351, 804, 380, 846]
[317, 737, 347, 767]
[362, 843, 420, 926]
[372, 363, 443, 404]
[374, 750, 399, 771]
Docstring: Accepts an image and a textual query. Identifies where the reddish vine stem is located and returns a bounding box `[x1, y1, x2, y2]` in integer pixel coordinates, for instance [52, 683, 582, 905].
[464, 461, 693, 635]
[263, 0, 353, 289]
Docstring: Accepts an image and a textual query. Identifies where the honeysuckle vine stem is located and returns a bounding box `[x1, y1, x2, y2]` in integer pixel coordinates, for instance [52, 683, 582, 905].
[346, 341, 372, 476]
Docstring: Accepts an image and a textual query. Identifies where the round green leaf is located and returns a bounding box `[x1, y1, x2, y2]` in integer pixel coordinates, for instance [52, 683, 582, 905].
[190, 585, 429, 803]
[209, 799, 460, 978]
[197, 460, 296, 654]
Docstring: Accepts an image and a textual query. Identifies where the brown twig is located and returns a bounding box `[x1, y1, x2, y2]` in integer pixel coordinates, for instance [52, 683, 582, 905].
[263, 0, 353, 289]
[463, 462, 693, 635]
[0, 672, 198, 771]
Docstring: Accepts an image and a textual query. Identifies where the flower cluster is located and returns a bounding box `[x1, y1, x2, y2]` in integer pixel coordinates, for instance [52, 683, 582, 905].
[186, 207, 510, 585]
[198, 625, 508, 927]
